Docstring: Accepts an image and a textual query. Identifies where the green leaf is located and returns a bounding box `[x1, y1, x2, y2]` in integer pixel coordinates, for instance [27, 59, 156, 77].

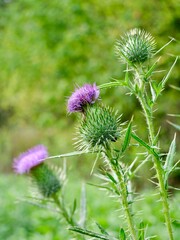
[96, 222, 109, 235]
[150, 81, 157, 103]
[106, 172, 118, 184]
[138, 222, 145, 240]
[98, 80, 126, 89]
[121, 119, 133, 153]
[69, 226, 115, 240]
[79, 183, 86, 227]
[119, 228, 126, 240]
[144, 57, 160, 80]
[131, 133, 159, 160]
[158, 56, 178, 90]
[164, 134, 176, 187]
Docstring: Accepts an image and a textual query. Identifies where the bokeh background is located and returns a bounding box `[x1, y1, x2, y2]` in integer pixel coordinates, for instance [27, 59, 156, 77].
[0, 0, 179, 239]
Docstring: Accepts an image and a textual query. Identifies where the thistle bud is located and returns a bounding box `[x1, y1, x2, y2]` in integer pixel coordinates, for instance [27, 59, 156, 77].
[76, 106, 121, 150]
[31, 163, 61, 198]
[116, 28, 156, 64]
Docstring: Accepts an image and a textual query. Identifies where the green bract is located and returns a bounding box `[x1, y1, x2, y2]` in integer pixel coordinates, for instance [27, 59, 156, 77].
[116, 28, 156, 64]
[31, 163, 61, 198]
[77, 106, 121, 150]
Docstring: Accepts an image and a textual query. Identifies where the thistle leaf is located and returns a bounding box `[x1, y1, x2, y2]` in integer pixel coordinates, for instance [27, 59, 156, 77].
[158, 56, 178, 91]
[144, 57, 160, 80]
[164, 134, 176, 187]
[131, 133, 159, 160]
[98, 81, 126, 89]
[150, 82, 157, 103]
[79, 183, 86, 227]
[106, 172, 118, 184]
[119, 228, 126, 240]
[121, 119, 133, 153]
[69, 226, 115, 240]
[96, 222, 109, 235]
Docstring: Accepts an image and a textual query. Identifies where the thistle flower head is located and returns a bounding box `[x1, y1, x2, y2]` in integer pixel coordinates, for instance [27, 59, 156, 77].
[116, 28, 156, 64]
[76, 105, 121, 151]
[31, 164, 61, 198]
[13, 145, 48, 174]
[13, 145, 61, 197]
[67, 83, 100, 113]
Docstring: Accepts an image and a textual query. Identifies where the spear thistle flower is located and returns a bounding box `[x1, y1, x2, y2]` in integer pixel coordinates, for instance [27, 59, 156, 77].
[67, 83, 100, 113]
[116, 28, 156, 64]
[13, 145, 48, 174]
[13, 145, 61, 197]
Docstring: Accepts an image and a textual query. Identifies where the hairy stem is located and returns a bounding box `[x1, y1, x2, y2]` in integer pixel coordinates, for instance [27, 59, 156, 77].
[136, 89, 174, 240]
[52, 194, 75, 226]
[105, 149, 137, 240]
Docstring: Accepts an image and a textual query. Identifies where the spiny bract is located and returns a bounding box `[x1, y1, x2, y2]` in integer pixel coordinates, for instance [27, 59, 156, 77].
[77, 105, 121, 150]
[116, 28, 156, 64]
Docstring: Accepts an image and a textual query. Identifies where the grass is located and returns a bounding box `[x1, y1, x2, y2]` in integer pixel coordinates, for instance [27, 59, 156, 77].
[0, 174, 179, 240]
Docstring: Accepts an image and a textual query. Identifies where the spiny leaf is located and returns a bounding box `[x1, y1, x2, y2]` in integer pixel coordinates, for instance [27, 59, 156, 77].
[98, 81, 126, 89]
[87, 182, 118, 194]
[144, 57, 160, 80]
[106, 172, 117, 184]
[96, 222, 109, 235]
[69, 226, 116, 240]
[131, 133, 160, 160]
[121, 119, 133, 153]
[119, 228, 126, 240]
[150, 81, 157, 103]
[158, 56, 178, 90]
[164, 134, 176, 188]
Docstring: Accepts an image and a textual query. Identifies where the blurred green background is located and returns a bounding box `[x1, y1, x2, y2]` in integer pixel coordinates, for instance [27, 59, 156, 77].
[0, 0, 179, 239]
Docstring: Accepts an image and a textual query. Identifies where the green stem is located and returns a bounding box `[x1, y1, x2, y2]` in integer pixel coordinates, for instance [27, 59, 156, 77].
[137, 93, 174, 240]
[52, 194, 75, 226]
[105, 149, 137, 240]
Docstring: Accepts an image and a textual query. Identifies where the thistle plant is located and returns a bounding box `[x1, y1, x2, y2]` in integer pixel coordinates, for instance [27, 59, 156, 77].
[13, 29, 179, 240]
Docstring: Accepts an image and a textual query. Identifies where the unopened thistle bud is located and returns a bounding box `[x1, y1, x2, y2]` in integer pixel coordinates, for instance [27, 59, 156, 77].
[76, 106, 121, 150]
[13, 145, 61, 198]
[116, 28, 156, 64]
[31, 163, 61, 198]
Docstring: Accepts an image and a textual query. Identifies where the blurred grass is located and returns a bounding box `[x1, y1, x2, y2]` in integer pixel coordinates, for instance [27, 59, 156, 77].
[0, 174, 179, 240]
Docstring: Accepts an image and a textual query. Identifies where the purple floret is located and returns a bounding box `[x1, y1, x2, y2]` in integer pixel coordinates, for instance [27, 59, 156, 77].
[67, 83, 99, 113]
[13, 145, 48, 174]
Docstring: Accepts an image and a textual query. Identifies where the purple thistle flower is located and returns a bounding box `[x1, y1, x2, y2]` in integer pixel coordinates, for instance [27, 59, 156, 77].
[67, 83, 100, 113]
[13, 145, 48, 174]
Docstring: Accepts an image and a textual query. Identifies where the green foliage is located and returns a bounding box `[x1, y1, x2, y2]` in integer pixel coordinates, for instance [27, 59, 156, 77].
[1, 175, 180, 240]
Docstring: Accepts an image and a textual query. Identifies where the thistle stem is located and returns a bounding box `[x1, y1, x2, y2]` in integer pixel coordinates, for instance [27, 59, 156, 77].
[52, 194, 75, 226]
[52, 194, 86, 240]
[105, 149, 137, 240]
[136, 91, 174, 240]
